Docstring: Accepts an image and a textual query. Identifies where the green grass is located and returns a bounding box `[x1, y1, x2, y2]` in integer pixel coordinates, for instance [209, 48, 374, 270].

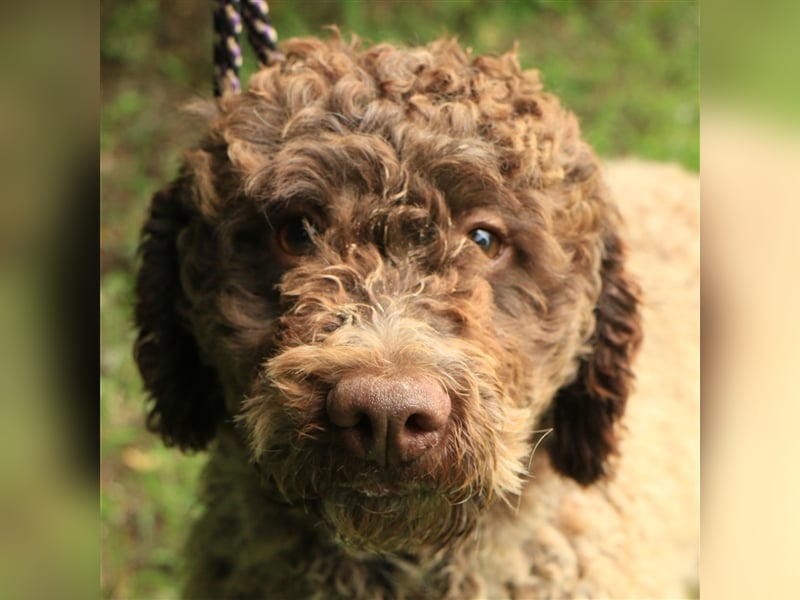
[100, 1, 698, 596]
[100, 270, 206, 599]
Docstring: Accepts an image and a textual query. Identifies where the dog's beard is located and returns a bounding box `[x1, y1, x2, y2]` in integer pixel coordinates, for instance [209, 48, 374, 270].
[242, 376, 520, 555]
[250, 441, 485, 555]
[320, 487, 480, 555]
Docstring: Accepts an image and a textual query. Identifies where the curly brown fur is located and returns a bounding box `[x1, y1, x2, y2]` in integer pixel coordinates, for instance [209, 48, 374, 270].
[134, 33, 696, 599]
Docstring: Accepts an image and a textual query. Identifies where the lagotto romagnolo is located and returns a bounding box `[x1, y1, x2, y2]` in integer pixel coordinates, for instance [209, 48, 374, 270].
[134, 33, 699, 598]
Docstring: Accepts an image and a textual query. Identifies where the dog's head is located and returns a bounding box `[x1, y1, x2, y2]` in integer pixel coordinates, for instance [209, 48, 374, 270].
[134, 35, 641, 553]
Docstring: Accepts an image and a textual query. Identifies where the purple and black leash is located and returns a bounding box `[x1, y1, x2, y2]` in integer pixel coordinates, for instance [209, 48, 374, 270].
[213, 0, 282, 97]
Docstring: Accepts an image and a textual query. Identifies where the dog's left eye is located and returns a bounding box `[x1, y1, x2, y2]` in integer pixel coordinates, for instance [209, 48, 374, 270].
[467, 228, 503, 259]
[278, 217, 318, 256]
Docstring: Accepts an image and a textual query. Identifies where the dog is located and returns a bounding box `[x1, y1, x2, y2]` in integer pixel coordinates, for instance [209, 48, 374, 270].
[134, 34, 699, 598]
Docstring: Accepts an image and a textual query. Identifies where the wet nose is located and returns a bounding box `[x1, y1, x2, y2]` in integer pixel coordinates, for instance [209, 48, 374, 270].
[326, 374, 451, 467]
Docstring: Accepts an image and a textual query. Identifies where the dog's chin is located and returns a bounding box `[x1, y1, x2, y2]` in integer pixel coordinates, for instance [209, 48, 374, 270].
[320, 487, 480, 556]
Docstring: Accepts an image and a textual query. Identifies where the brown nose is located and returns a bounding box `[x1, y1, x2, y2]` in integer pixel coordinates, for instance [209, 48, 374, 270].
[326, 374, 451, 467]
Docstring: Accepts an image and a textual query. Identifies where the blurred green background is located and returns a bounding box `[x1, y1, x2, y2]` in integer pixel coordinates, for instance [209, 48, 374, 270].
[100, 1, 698, 597]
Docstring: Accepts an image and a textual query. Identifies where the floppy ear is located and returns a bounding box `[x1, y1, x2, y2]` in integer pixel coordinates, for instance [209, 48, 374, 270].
[547, 232, 643, 485]
[134, 175, 227, 451]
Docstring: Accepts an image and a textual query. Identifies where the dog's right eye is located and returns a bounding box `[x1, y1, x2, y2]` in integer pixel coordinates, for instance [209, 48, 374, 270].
[467, 227, 503, 259]
[277, 217, 318, 256]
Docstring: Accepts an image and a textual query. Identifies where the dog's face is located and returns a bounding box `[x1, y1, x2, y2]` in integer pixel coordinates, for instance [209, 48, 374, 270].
[135, 36, 641, 554]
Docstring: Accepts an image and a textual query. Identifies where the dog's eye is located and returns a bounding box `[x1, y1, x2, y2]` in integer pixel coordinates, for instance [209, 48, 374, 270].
[467, 228, 503, 259]
[278, 217, 318, 256]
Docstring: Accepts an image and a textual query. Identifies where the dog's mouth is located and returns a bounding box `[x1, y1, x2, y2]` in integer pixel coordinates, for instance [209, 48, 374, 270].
[320, 484, 480, 555]
[334, 460, 440, 498]
[346, 479, 408, 498]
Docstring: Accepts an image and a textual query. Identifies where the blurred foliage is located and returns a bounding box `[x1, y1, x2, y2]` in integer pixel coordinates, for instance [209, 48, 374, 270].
[703, 0, 800, 125]
[100, 1, 697, 597]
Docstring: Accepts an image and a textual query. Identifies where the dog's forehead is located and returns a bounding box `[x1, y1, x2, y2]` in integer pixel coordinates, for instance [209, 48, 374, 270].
[214, 38, 586, 219]
[251, 128, 523, 216]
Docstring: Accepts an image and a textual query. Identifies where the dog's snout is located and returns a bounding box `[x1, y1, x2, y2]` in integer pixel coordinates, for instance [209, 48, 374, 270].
[326, 374, 451, 467]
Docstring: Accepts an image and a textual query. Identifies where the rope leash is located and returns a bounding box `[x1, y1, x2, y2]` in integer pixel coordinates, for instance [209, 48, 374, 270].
[213, 0, 282, 98]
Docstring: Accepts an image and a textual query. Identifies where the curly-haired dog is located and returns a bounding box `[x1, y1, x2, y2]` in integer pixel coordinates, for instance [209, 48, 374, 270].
[135, 35, 699, 598]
